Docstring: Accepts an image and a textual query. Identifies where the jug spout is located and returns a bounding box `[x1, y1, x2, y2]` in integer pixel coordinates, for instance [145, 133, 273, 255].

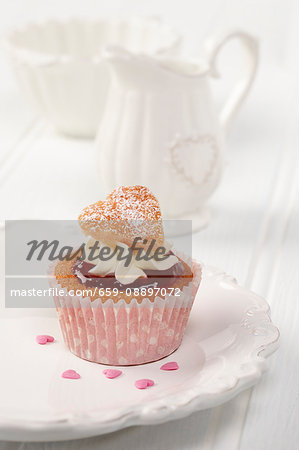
[104, 45, 159, 88]
[104, 45, 207, 90]
[104, 45, 138, 64]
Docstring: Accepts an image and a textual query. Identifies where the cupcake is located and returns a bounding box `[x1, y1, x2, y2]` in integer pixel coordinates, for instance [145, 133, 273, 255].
[49, 185, 201, 365]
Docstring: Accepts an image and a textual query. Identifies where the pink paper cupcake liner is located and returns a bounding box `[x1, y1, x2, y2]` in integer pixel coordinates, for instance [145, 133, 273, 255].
[49, 260, 201, 365]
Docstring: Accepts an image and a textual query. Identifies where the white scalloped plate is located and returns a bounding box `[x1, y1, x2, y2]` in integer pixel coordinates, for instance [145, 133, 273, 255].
[0, 264, 279, 442]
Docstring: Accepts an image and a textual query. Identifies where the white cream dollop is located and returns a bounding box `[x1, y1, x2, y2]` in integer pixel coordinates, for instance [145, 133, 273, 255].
[83, 237, 178, 285]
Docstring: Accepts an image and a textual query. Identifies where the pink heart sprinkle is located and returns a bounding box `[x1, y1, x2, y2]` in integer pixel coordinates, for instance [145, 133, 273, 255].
[160, 362, 179, 371]
[62, 370, 80, 379]
[135, 379, 154, 389]
[103, 369, 122, 379]
[36, 335, 54, 345]
[143, 378, 154, 387]
[36, 335, 47, 345]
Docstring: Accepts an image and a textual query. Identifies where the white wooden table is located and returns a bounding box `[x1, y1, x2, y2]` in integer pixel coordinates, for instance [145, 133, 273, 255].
[0, 1, 298, 449]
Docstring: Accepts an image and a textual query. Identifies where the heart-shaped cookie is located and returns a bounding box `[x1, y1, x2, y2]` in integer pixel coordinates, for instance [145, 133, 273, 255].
[79, 185, 164, 250]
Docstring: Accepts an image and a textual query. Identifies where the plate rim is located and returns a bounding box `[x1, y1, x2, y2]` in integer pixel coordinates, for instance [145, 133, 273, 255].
[0, 264, 280, 441]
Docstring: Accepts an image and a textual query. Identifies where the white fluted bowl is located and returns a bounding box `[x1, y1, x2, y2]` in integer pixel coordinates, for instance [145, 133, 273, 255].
[4, 18, 181, 137]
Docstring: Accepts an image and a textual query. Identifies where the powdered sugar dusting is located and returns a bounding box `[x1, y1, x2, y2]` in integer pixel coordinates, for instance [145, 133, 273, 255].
[79, 185, 164, 244]
[107, 186, 161, 220]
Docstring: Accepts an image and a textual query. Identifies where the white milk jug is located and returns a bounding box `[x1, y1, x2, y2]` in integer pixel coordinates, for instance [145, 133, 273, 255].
[96, 30, 258, 228]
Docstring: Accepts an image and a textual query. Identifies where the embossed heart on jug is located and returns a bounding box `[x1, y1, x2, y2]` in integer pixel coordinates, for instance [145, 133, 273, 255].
[168, 134, 218, 188]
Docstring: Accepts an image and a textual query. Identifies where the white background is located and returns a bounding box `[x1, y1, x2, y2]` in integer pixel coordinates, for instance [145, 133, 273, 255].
[0, 0, 298, 449]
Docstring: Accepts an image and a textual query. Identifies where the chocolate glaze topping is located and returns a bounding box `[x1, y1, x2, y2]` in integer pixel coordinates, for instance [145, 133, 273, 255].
[72, 255, 191, 290]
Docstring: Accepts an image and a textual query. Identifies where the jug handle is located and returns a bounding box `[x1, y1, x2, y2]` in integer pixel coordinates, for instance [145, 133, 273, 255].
[204, 30, 259, 134]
